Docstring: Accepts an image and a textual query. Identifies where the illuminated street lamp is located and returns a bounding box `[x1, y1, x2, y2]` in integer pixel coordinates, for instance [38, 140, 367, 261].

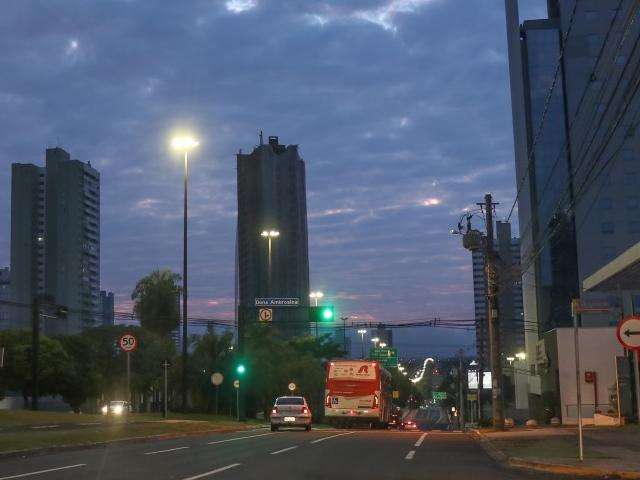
[357, 328, 367, 359]
[371, 337, 380, 348]
[380, 342, 387, 349]
[260, 230, 280, 294]
[515, 352, 526, 361]
[171, 134, 199, 411]
[309, 291, 324, 307]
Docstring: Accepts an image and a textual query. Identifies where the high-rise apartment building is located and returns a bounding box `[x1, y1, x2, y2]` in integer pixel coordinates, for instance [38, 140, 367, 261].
[236, 135, 310, 336]
[505, 0, 640, 418]
[9, 147, 100, 333]
[100, 290, 115, 326]
[471, 221, 524, 367]
[0, 267, 10, 330]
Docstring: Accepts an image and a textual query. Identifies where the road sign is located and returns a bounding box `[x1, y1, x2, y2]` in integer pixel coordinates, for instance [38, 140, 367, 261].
[433, 391, 447, 401]
[259, 308, 273, 322]
[254, 298, 300, 307]
[369, 346, 398, 368]
[233, 379, 240, 389]
[119, 333, 137, 352]
[211, 372, 224, 386]
[288, 382, 296, 392]
[617, 316, 640, 351]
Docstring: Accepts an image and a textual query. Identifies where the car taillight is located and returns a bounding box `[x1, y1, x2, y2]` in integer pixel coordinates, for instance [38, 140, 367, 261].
[271, 407, 278, 414]
[302, 406, 309, 414]
[325, 395, 331, 407]
[373, 394, 379, 408]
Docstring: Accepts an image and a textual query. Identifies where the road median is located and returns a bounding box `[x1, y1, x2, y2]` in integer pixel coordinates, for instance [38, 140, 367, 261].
[472, 427, 640, 479]
[0, 411, 265, 459]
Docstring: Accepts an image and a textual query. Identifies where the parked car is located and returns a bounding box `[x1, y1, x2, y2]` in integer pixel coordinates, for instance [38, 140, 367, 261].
[101, 400, 131, 416]
[270, 396, 312, 431]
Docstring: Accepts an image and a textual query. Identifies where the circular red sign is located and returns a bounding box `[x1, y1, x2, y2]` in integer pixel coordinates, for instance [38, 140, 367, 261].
[119, 333, 137, 352]
[616, 316, 640, 351]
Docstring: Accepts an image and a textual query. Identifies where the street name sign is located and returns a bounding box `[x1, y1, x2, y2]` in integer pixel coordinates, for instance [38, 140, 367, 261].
[119, 333, 137, 352]
[254, 298, 300, 307]
[259, 308, 273, 322]
[617, 316, 640, 351]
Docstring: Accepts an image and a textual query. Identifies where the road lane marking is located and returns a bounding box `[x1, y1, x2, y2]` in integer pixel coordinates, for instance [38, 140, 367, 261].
[78, 422, 101, 426]
[144, 446, 190, 455]
[414, 433, 428, 447]
[310, 431, 355, 444]
[181, 463, 241, 480]
[405, 450, 415, 460]
[29, 425, 59, 429]
[270, 446, 298, 455]
[0, 464, 86, 480]
[207, 432, 274, 445]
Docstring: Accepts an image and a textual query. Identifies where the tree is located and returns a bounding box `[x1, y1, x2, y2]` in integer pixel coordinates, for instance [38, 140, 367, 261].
[131, 270, 181, 336]
[58, 334, 103, 412]
[0, 329, 71, 408]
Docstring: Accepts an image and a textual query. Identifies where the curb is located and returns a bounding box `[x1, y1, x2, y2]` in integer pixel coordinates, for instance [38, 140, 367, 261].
[471, 429, 640, 479]
[0, 425, 268, 460]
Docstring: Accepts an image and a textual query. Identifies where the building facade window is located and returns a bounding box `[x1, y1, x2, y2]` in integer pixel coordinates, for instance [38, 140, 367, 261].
[601, 222, 615, 234]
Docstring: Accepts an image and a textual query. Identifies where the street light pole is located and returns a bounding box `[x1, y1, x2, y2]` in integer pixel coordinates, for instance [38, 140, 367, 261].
[358, 329, 367, 359]
[261, 230, 280, 296]
[171, 136, 198, 412]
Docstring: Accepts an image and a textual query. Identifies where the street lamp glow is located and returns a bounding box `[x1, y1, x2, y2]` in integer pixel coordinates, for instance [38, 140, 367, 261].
[261, 230, 280, 238]
[506, 356, 515, 364]
[371, 337, 380, 343]
[379, 342, 387, 348]
[171, 136, 199, 151]
[357, 329, 367, 334]
[515, 352, 526, 361]
[309, 291, 324, 307]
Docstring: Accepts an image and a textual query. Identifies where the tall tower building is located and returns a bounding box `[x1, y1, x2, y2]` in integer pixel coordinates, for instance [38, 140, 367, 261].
[9, 147, 100, 333]
[236, 135, 310, 336]
[505, 0, 640, 418]
[471, 221, 524, 368]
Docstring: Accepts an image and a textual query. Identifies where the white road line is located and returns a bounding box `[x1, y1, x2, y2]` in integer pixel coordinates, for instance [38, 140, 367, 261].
[414, 433, 428, 447]
[29, 425, 59, 429]
[270, 446, 298, 455]
[310, 431, 355, 444]
[405, 450, 416, 460]
[0, 464, 86, 480]
[144, 446, 190, 455]
[181, 463, 241, 480]
[78, 422, 101, 426]
[207, 432, 274, 445]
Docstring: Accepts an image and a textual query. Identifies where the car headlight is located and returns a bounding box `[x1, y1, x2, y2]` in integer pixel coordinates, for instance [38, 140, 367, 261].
[113, 405, 123, 414]
[101, 405, 108, 414]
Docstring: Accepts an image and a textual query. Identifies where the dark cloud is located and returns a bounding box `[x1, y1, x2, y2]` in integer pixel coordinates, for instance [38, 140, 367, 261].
[0, 0, 547, 356]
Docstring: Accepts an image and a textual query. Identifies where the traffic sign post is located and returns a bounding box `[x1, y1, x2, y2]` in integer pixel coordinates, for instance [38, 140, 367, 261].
[617, 316, 640, 427]
[233, 379, 240, 422]
[211, 373, 223, 415]
[119, 334, 137, 406]
[288, 382, 296, 392]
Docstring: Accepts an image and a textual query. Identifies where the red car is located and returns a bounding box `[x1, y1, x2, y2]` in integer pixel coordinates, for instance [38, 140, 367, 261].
[401, 419, 418, 430]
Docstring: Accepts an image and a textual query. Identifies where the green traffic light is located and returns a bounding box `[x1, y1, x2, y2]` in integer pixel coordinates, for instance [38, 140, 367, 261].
[236, 364, 246, 374]
[322, 308, 333, 320]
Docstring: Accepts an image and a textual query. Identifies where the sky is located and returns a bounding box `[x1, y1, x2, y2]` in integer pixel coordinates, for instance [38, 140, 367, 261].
[0, 0, 547, 356]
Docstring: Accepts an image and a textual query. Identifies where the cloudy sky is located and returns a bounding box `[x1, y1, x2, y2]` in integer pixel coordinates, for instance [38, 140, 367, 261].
[0, 0, 546, 356]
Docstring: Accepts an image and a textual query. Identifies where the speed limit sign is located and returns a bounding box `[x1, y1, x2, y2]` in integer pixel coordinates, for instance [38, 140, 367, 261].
[119, 333, 137, 352]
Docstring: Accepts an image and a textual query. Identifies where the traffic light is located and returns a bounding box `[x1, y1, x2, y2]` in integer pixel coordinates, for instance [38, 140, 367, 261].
[309, 306, 335, 323]
[236, 364, 246, 375]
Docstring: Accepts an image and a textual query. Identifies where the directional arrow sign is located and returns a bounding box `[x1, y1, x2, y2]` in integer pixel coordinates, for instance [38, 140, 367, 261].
[616, 316, 640, 351]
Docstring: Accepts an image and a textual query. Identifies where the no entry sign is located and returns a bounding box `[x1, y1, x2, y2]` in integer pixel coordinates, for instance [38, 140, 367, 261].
[617, 316, 640, 351]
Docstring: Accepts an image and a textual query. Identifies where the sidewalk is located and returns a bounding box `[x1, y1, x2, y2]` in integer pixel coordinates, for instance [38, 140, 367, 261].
[474, 426, 640, 478]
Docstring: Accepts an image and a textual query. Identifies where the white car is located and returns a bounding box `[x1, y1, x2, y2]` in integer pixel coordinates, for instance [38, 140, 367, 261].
[101, 400, 131, 416]
[270, 396, 312, 431]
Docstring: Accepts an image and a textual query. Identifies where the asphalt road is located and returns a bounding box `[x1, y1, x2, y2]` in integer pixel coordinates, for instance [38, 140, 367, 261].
[0, 427, 583, 480]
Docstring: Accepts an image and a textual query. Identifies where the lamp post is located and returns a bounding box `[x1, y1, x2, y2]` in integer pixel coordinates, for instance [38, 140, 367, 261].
[309, 291, 324, 307]
[371, 337, 380, 348]
[171, 135, 199, 411]
[357, 329, 367, 359]
[260, 230, 280, 295]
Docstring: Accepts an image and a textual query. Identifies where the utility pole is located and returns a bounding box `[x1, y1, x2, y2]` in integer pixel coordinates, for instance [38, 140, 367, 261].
[458, 349, 465, 430]
[162, 360, 169, 418]
[477, 317, 484, 424]
[480, 193, 504, 430]
[31, 296, 40, 411]
[571, 299, 584, 461]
